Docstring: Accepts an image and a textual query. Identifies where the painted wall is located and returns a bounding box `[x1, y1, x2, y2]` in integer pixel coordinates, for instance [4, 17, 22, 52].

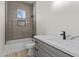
[0, 1, 5, 54]
[36, 1, 79, 35]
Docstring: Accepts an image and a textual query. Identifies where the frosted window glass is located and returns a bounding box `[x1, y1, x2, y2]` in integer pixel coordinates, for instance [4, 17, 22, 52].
[17, 9, 26, 19]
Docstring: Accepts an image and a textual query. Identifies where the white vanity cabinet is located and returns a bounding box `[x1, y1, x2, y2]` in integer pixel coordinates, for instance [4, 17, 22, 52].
[33, 38, 73, 57]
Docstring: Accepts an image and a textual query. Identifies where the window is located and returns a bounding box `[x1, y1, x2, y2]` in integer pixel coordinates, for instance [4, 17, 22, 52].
[17, 9, 26, 19]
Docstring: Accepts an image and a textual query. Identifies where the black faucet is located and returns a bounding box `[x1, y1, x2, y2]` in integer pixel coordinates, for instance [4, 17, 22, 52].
[61, 31, 66, 40]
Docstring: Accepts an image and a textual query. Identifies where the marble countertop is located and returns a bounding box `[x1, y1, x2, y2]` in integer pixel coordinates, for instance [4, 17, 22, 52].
[34, 35, 79, 57]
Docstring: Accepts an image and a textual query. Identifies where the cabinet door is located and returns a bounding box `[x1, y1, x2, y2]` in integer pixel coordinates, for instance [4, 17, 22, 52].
[37, 46, 51, 57]
[35, 39, 56, 57]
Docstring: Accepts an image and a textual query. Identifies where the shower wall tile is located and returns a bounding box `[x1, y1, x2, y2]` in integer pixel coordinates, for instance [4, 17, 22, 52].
[6, 1, 33, 40]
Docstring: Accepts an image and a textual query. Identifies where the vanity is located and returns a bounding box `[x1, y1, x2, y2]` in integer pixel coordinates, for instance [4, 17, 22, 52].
[33, 35, 79, 57]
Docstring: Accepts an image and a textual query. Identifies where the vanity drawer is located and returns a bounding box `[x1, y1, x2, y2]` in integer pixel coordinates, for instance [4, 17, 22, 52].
[35, 39, 72, 57]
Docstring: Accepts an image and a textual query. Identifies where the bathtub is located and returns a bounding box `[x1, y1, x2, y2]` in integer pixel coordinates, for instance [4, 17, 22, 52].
[2, 38, 34, 56]
[7, 38, 33, 45]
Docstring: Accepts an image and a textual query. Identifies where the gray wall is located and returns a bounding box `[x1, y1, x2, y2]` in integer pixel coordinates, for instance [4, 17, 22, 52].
[6, 1, 33, 41]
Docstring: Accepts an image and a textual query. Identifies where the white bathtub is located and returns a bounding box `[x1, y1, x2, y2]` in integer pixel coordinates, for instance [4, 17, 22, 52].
[7, 38, 33, 45]
[2, 38, 34, 56]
